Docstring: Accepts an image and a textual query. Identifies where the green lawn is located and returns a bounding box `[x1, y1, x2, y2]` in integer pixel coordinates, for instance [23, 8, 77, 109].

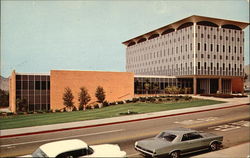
[0, 99, 224, 130]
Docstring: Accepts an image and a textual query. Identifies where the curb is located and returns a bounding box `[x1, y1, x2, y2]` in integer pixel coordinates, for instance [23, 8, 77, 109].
[0, 103, 249, 139]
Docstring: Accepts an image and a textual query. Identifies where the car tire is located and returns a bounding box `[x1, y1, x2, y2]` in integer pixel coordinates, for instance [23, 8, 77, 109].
[210, 142, 218, 151]
[170, 151, 180, 158]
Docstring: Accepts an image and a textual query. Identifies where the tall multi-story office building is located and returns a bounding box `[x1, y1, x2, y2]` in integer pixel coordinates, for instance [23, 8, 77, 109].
[123, 15, 249, 94]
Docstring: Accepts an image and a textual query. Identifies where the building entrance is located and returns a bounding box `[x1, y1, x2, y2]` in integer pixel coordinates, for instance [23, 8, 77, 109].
[210, 79, 219, 94]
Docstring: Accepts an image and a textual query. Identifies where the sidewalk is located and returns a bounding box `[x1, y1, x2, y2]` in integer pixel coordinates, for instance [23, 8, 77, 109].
[1, 96, 249, 137]
[192, 142, 250, 158]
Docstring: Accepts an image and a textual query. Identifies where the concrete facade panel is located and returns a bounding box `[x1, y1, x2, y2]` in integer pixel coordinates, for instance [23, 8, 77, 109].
[50, 70, 134, 110]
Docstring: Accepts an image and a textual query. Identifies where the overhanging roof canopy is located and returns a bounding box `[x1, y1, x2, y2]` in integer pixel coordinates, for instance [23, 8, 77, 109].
[122, 15, 249, 46]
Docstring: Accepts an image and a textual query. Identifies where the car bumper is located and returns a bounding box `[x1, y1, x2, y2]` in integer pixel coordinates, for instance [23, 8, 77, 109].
[135, 146, 157, 157]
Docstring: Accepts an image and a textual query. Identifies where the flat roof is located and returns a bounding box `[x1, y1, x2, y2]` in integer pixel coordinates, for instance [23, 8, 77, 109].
[123, 15, 249, 45]
[135, 75, 176, 78]
[15, 72, 50, 76]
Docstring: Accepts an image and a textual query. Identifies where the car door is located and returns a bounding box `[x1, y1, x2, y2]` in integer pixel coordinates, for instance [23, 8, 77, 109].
[181, 132, 204, 153]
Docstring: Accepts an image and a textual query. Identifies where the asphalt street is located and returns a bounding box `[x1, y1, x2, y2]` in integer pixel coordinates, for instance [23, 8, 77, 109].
[0, 104, 249, 157]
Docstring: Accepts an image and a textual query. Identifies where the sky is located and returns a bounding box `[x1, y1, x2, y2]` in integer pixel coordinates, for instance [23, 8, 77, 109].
[1, 0, 249, 78]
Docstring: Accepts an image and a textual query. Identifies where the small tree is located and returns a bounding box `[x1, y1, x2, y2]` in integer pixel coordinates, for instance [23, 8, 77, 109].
[63, 87, 74, 111]
[78, 87, 91, 111]
[95, 86, 106, 103]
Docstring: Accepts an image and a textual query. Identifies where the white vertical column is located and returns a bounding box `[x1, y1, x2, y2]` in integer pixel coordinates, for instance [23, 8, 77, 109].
[193, 23, 196, 75]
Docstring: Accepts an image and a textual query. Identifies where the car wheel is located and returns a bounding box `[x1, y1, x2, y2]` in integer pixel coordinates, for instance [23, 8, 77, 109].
[170, 151, 180, 158]
[210, 142, 218, 151]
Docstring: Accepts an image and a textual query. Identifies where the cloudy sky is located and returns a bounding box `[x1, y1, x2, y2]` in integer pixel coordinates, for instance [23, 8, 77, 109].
[1, 0, 249, 77]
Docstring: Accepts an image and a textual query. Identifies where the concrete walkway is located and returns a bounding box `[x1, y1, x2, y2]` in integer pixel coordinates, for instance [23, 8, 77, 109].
[1, 95, 249, 137]
[192, 142, 250, 158]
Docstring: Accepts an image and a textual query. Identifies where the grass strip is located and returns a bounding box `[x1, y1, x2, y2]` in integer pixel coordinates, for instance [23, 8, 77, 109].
[0, 99, 224, 130]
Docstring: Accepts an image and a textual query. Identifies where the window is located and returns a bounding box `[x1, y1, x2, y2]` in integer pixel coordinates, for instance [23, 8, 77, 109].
[204, 62, 207, 69]
[198, 62, 201, 69]
[23, 81, 28, 90]
[157, 132, 177, 142]
[214, 55, 216, 59]
[201, 54, 204, 58]
[214, 35, 216, 39]
[223, 45, 225, 52]
[35, 81, 41, 90]
[16, 81, 21, 90]
[198, 43, 200, 51]
[208, 54, 210, 59]
[41, 81, 47, 90]
[229, 46, 231, 53]
[182, 132, 203, 141]
[210, 44, 213, 52]
[201, 34, 204, 38]
[204, 43, 207, 51]
[240, 47, 242, 53]
[217, 45, 219, 52]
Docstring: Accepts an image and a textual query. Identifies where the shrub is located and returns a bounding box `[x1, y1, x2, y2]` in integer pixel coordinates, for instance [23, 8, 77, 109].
[125, 99, 133, 103]
[7, 112, 14, 116]
[158, 98, 162, 102]
[79, 105, 83, 110]
[72, 106, 78, 111]
[94, 104, 99, 109]
[110, 102, 117, 105]
[103, 101, 109, 107]
[46, 110, 53, 113]
[86, 105, 92, 110]
[117, 101, 124, 104]
[184, 96, 192, 101]
[149, 97, 156, 102]
[132, 98, 139, 103]
[17, 112, 25, 115]
[139, 97, 146, 102]
[55, 109, 61, 112]
[27, 111, 34, 114]
[36, 110, 44, 114]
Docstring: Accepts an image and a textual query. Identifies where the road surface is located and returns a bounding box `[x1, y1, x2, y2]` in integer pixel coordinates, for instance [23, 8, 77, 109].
[0, 104, 249, 157]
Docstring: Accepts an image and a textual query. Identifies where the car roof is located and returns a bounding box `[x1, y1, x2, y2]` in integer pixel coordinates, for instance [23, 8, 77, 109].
[164, 127, 197, 134]
[39, 139, 88, 157]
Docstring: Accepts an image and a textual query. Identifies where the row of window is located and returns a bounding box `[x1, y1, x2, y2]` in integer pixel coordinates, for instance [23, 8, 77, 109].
[127, 53, 242, 69]
[197, 43, 242, 53]
[127, 42, 243, 63]
[128, 62, 243, 74]
[16, 81, 50, 90]
[197, 33, 243, 42]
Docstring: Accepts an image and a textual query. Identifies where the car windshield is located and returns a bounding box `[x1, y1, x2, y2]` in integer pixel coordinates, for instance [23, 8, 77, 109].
[32, 148, 48, 158]
[157, 132, 177, 142]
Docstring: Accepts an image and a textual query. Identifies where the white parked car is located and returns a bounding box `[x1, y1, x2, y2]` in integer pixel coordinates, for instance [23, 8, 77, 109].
[21, 139, 126, 158]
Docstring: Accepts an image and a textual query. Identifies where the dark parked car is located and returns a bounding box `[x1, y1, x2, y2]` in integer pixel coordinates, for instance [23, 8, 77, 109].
[135, 127, 223, 158]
